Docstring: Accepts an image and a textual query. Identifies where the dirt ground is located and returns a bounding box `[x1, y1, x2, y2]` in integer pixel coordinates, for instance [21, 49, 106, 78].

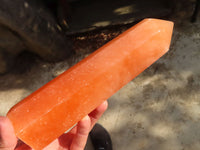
[0, 13, 200, 150]
[97, 20, 200, 150]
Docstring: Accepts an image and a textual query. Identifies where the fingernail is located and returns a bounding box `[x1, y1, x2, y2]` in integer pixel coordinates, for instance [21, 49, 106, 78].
[82, 115, 90, 121]
[103, 101, 108, 107]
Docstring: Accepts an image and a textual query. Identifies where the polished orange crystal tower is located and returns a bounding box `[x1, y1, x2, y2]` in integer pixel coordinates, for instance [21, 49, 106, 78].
[7, 19, 173, 150]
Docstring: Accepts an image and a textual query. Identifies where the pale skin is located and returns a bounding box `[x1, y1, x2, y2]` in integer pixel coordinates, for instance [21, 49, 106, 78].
[0, 101, 108, 150]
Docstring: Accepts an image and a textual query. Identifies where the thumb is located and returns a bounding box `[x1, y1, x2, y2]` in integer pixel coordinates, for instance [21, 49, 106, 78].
[0, 117, 18, 150]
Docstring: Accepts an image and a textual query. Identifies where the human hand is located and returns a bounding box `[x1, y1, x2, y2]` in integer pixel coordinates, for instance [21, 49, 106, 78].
[0, 101, 108, 150]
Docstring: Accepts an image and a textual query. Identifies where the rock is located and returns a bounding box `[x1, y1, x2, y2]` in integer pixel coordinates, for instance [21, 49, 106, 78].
[0, 53, 7, 74]
[0, 0, 72, 62]
[0, 25, 25, 55]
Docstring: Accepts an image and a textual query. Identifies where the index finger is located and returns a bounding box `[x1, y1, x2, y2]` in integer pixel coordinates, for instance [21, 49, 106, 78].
[88, 101, 108, 128]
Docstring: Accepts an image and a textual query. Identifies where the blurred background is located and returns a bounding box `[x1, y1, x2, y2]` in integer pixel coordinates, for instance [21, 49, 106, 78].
[0, 0, 199, 149]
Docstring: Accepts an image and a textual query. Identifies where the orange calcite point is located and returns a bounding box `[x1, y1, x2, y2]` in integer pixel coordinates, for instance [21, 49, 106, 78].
[7, 18, 173, 150]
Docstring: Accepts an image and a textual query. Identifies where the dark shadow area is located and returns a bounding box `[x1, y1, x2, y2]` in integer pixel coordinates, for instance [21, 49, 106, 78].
[191, 0, 200, 23]
[66, 0, 172, 34]
[11, 51, 39, 74]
